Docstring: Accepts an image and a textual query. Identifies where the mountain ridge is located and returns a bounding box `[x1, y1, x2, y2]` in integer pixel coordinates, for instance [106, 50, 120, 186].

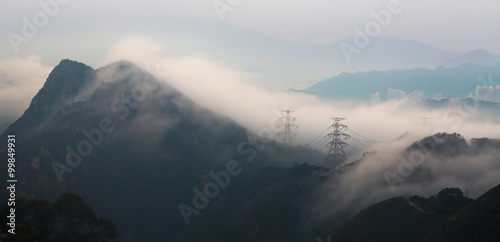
[302, 62, 500, 101]
[424, 184, 500, 241]
[6, 59, 95, 137]
[319, 184, 500, 242]
[0, 59, 323, 241]
[442, 48, 500, 68]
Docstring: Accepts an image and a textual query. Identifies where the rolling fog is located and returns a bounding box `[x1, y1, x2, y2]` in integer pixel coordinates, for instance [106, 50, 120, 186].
[95, 37, 500, 142]
[97, 36, 500, 216]
[2, 36, 500, 217]
[4, 36, 500, 144]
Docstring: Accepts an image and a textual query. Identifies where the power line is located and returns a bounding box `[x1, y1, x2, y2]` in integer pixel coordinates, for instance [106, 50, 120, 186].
[346, 127, 378, 143]
[315, 140, 330, 151]
[349, 136, 370, 147]
[310, 134, 330, 149]
[346, 143, 360, 152]
[306, 128, 330, 146]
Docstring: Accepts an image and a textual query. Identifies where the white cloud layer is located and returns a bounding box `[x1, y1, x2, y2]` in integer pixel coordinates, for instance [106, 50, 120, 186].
[0, 55, 51, 123]
[98, 36, 500, 150]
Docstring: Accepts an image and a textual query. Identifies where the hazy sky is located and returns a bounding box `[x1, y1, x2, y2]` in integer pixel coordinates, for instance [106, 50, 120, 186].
[1, 0, 500, 123]
[1, 0, 499, 66]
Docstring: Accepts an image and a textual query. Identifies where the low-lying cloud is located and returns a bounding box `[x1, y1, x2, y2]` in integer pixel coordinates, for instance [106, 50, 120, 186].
[309, 132, 500, 227]
[96, 36, 500, 223]
[97, 36, 500, 150]
[0, 55, 52, 124]
[1, 36, 499, 234]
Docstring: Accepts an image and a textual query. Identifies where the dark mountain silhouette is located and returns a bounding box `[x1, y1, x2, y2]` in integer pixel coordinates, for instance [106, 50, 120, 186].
[0, 192, 118, 241]
[319, 184, 500, 242]
[0, 59, 323, 241]
[424, 184, 500, 242]
[319, 188, 473, 242]
[7, 60, 95, 136]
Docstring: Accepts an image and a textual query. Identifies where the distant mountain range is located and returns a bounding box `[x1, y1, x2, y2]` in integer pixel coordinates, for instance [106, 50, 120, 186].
[442, 49, 500, 68]
[104, 19, 499, 89]
[301, 63, 500, 101]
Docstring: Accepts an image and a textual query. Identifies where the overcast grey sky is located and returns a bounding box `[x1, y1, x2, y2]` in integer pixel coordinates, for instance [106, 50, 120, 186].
[1, 0, 499, 65]
[1, 0, 500, 139]
[1, 0, 500, 123]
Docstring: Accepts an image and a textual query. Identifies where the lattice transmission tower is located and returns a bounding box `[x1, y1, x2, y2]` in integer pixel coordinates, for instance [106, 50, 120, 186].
[324, 117, 350, 169]
[277, 110, 298, 145]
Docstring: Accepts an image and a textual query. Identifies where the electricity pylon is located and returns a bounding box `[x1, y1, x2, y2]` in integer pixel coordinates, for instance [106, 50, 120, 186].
[325, 117, 350, 169]
[277, 110, 298, 145]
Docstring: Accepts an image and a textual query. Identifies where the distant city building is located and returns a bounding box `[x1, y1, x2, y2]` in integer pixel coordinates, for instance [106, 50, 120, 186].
[387, 88, 405, 101]
[370, 92, 380, 104]
[433, 93, 446, 101]
[406, 90, 424, 104]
